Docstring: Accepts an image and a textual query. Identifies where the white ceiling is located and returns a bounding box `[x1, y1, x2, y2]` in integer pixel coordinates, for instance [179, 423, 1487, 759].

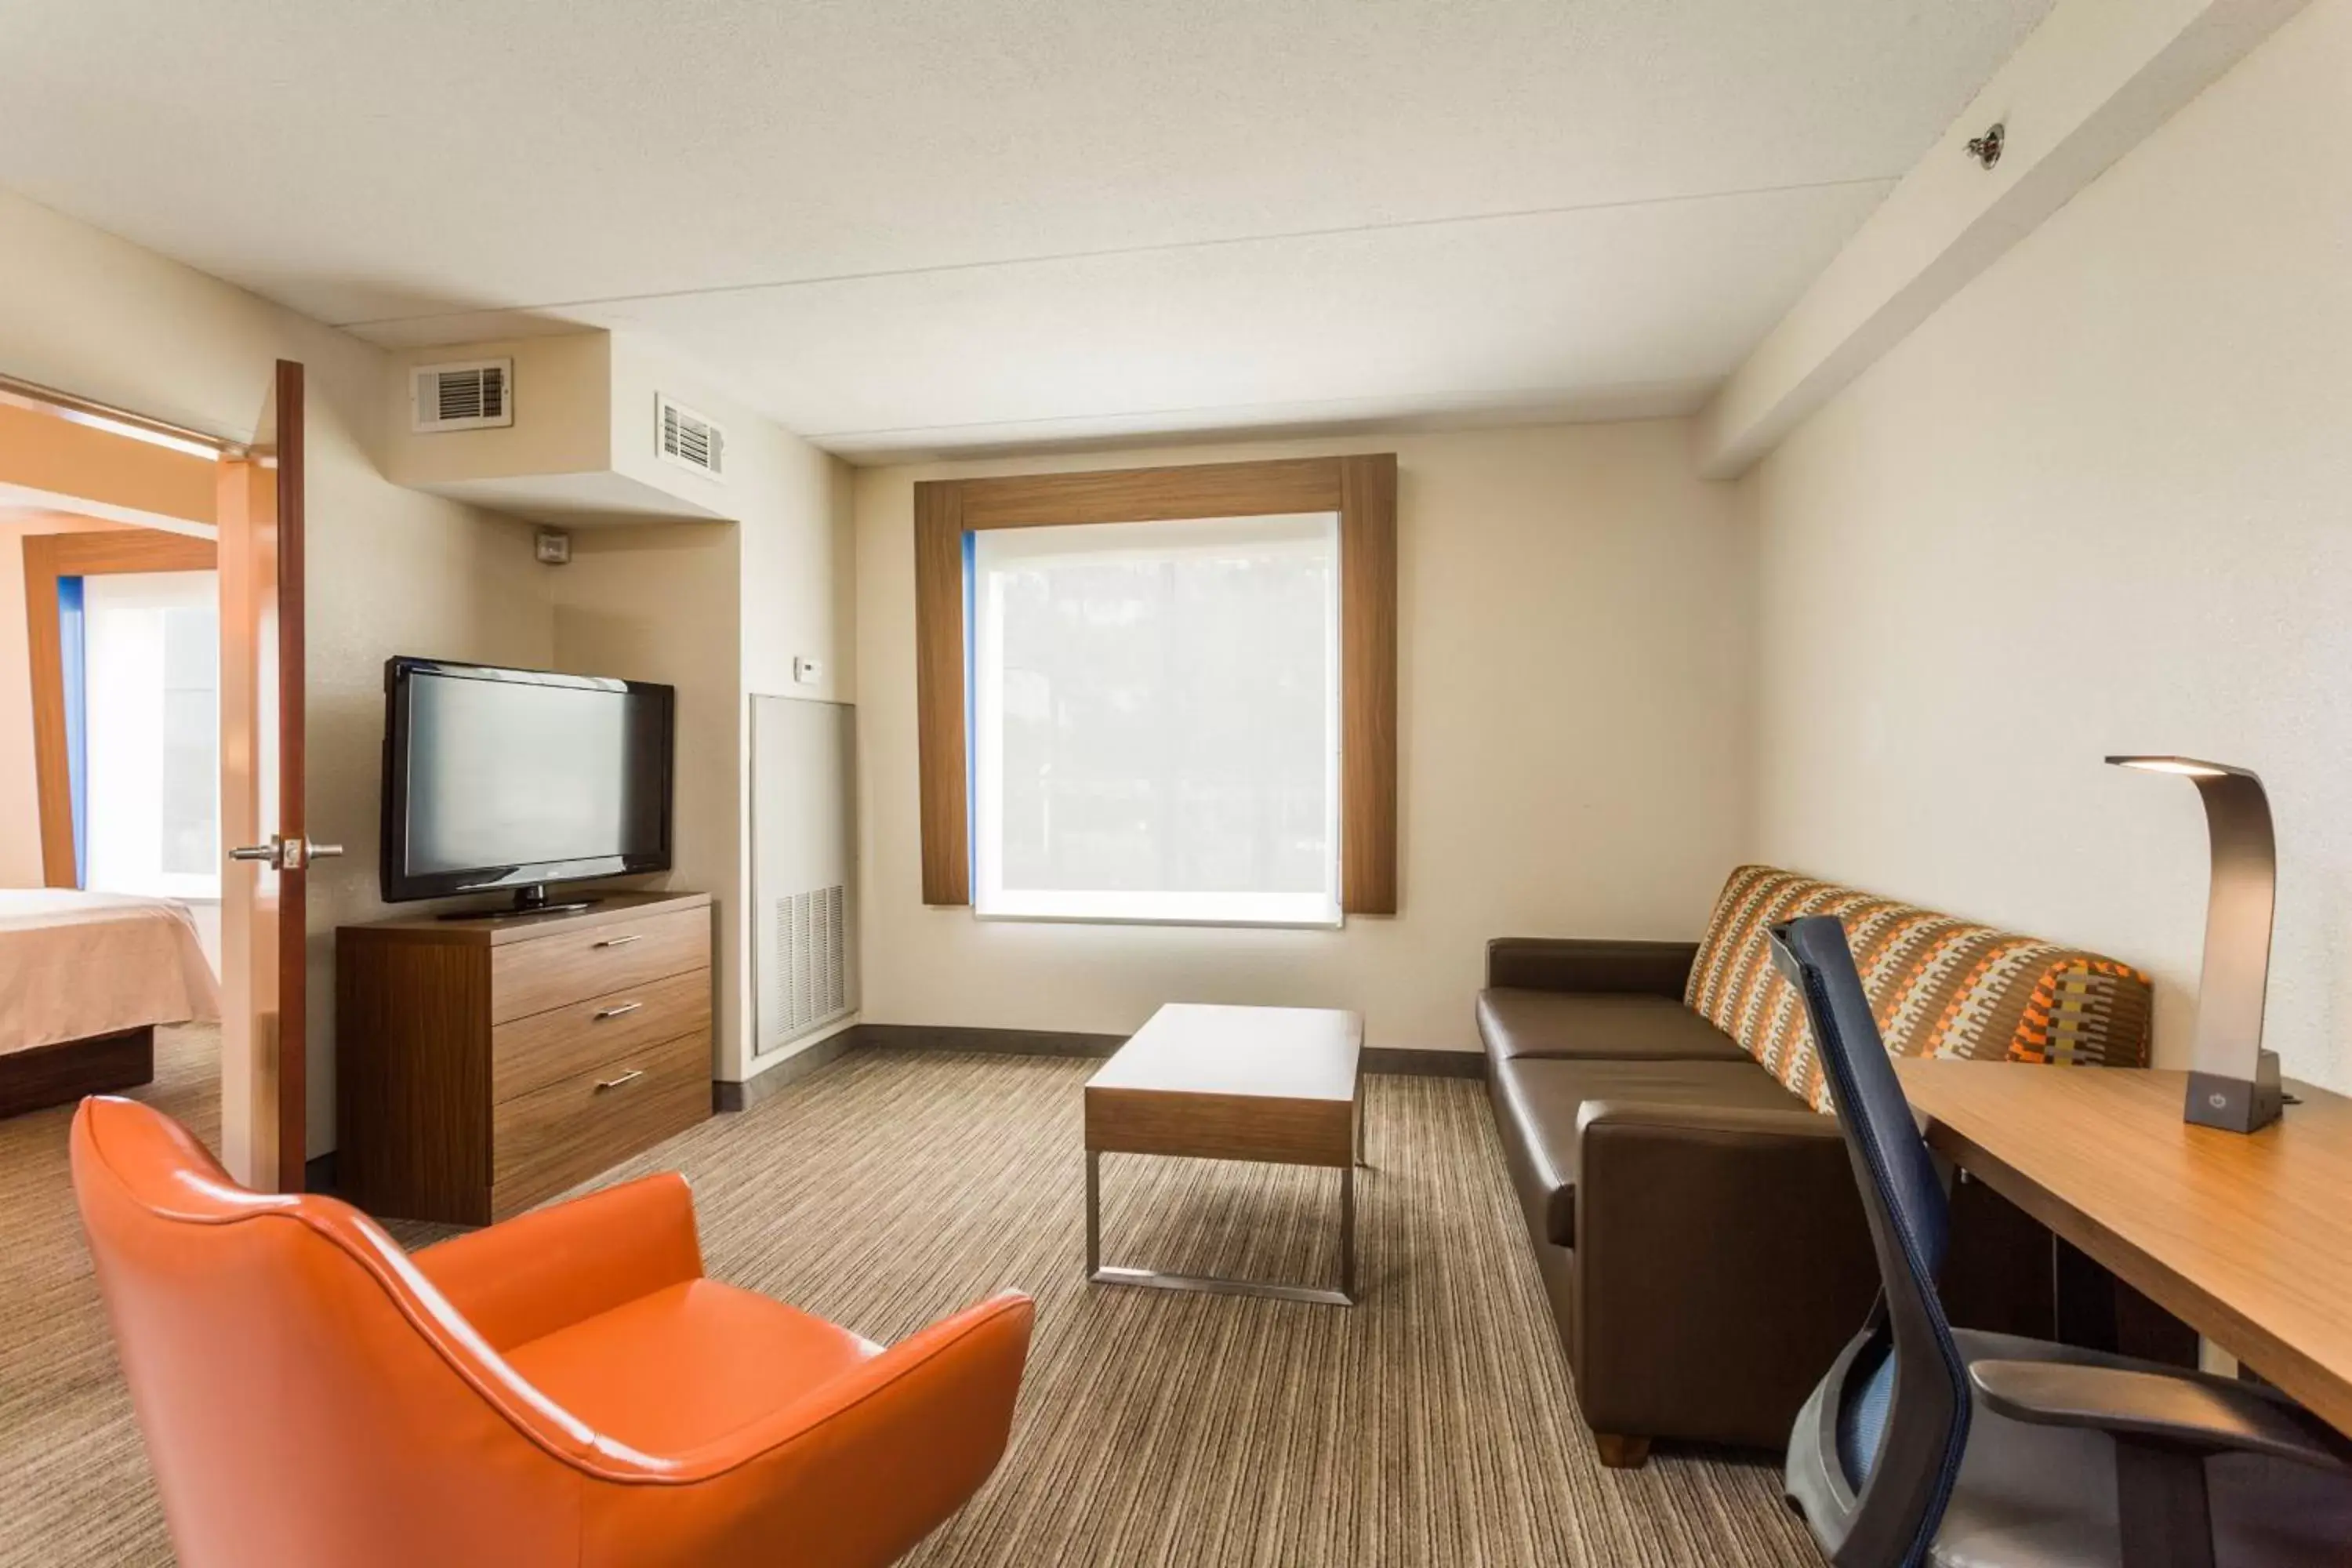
[0, 0, 2049, 461]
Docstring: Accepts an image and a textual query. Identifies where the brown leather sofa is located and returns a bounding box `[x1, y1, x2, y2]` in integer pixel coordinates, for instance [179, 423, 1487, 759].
[1480, 866, 2154, 1468]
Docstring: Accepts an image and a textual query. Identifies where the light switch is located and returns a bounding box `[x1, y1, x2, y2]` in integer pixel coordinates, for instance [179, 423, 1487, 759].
[793, 656, 824, 686]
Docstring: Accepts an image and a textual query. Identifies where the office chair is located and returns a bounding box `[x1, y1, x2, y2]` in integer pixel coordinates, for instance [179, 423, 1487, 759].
[72, 1095, 1032, 1568]
[1767, 915, 2352, 1568]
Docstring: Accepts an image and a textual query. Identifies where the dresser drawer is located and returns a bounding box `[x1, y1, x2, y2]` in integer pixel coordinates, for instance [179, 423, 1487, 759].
[490, 907, 710, 1024]
[490, 1029, 710, 1218]
[492, 967, 712, 1105]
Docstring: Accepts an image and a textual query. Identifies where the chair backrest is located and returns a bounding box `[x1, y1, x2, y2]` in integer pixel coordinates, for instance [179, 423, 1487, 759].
[1769, 916, 1972, 1568]
[69, 1097, 586, 1568]
[1690, 865, 2153, 1110]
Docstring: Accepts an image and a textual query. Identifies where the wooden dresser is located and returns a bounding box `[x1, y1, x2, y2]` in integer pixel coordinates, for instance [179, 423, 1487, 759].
[336, 891, 713, 1225]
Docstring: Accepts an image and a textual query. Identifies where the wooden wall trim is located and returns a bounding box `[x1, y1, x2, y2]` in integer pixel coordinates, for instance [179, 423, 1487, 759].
[23, 535, 74, 887]
[1336, 453, 1399, 914]
[21, 527, 221, 888]
[914, 481, 971, 906]
[48, 531, 216, 574]
[956, 457, 1344, 529]
[912, 454, 1399, 913]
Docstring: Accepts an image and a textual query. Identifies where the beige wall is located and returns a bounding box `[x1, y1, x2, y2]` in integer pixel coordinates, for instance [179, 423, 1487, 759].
[1746, 0, 2352, 1089]
[0, 187, 556, 1156]
[544, 523, 746, 1070]
[601, 336, 857, 1083]
[854, 420, 1753, 1053]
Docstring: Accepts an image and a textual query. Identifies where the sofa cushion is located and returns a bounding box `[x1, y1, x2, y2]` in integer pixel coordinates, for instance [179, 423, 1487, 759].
[1477, 989, 1748, 1065]
[1488, 1056, 1806, 1248]
[1684, 865, 2155, 1112]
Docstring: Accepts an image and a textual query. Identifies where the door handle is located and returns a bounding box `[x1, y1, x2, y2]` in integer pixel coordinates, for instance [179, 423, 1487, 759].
[227, 836, 343, 870]
[593, 1069, 645, 1093]
[592, 1002, 643, 1022]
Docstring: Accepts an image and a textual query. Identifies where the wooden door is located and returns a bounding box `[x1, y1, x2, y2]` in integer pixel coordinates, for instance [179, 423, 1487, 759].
[217, 361, 334, 1191]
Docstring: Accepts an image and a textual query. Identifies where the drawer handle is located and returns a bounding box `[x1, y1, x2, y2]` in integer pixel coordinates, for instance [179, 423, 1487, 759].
[594, 1069, 645, 1093]
[593, 1002, 644, 1022]
[594, 935, 644, 949]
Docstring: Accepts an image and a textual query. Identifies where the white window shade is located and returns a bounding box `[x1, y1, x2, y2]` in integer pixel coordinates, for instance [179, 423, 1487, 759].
[83, 571, 220, 901]
[971, 513, 1341, 927]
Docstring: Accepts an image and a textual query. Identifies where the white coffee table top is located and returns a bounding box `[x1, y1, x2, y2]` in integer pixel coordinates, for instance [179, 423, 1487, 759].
[1086, 1004, 1362, 1102]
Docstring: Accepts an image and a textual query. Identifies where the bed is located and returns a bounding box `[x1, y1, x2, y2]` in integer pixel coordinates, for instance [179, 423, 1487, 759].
[0, 890, 222, 1117]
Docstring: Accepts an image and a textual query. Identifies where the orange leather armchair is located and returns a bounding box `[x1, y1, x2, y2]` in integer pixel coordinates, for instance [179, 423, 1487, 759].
[71, 1095, 1033, 1568]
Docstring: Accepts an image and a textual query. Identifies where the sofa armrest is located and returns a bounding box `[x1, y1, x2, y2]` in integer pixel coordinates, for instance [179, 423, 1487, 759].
[1568, 1099, 1878, 1449]
[1485, 938, 1699, 996]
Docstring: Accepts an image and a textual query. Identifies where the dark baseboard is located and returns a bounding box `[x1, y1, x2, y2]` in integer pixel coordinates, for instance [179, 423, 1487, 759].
[714, 1025, 863, 1112]
[855, 1023, 1127, 1058]
[305, 1151, 339, 1195]
[856, 1022, 1484, 1078]
[1364, 1046, 1486, 1080]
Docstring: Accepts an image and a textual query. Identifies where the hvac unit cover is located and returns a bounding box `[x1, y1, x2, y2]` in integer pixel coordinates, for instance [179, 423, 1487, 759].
[412, 359, 513, 432]
[769, 885, 849, 1044]
[657, 394, 725, 478]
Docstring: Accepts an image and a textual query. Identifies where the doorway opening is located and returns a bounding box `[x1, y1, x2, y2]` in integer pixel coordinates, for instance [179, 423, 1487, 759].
[0, 366, 307, 1192]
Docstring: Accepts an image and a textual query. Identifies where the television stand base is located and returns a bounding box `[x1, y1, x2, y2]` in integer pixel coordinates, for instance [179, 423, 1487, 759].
[436, 885, 599, 921]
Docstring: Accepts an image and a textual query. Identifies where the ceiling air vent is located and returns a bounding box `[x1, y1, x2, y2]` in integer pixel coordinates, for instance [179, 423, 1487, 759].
[657, 394, 725, 479]
[410, 358, 513, 433]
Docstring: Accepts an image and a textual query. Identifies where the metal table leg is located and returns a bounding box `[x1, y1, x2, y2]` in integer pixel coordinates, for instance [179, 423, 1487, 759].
[1087, 1151, 1358, 1308]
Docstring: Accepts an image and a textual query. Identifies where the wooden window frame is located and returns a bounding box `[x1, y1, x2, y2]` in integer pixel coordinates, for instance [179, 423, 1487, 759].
[24, 528, 220, 887]
[915, 454, 1397, 915]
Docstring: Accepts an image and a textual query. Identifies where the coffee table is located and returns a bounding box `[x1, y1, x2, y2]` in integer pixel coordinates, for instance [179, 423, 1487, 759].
[1083, 1003, 1364, 1307]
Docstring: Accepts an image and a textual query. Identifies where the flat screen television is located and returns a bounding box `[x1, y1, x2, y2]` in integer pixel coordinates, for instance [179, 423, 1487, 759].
[380, 656, 674, 913]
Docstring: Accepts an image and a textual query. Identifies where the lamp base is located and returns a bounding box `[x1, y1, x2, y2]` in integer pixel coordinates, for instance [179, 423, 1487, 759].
[2183, 1051, 2284, 1134]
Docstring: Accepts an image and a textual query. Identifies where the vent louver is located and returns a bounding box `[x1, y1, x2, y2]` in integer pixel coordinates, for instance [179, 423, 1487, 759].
[410, 359, 513, 432]
[768, 885, 848, 1047]
[658, 394, 725, 479]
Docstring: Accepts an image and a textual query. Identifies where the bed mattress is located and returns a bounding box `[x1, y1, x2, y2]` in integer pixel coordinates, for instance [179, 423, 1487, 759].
[0, 890, 223, 1056]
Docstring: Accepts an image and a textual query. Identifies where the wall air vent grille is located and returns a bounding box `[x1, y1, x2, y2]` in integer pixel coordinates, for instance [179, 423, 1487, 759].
[658, 395, 725, 478]
[769, 884, 848, 1046]
[411, 359, 513, 432]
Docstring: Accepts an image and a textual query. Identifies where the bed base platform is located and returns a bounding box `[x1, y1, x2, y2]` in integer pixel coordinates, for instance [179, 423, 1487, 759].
[0, 1026, 156, 1119]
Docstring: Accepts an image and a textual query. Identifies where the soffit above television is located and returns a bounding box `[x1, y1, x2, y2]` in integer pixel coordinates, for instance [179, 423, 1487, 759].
[380, 332, 735, 529]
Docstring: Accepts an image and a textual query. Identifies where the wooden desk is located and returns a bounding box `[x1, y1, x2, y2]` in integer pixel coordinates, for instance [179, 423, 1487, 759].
[1896, 1059, 2352, 1436]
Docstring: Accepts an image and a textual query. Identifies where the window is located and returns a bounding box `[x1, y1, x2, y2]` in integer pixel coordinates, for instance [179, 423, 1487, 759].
[914, 455, 1397, 919]
[80, 571, 220, 899]
[971, 514, 1341, 926]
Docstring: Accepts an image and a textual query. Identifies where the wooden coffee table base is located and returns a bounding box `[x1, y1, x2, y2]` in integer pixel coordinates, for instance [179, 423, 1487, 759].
[1082, 1004, 1365, 1308]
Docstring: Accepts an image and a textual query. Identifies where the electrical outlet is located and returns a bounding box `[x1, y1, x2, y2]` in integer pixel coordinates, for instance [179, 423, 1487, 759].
[793, 656, 824, 687]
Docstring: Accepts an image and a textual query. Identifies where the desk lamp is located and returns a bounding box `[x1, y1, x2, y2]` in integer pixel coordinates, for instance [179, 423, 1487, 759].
[2107, 756, 2283, 1132]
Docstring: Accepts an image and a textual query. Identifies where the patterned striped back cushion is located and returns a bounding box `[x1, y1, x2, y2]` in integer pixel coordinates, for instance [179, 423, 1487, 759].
[1685, 866, 2153, 1112]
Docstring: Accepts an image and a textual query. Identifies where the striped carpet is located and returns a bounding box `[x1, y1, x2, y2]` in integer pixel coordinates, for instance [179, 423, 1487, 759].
[0, 1025, 1822, 1567]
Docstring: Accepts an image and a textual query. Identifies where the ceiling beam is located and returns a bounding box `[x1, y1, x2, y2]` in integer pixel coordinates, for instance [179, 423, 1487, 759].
[0, 402, 216, 527]
[1692, 0, 2318, 481]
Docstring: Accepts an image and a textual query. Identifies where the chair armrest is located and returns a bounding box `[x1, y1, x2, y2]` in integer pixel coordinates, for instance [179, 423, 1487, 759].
[412, 1172, 704, 1352]
[1486, 938, 1699, 996]
[1569, 1098, 1877, 1448]
[578, 1292, 1036, 1565]
[1970, 1359, 2352, 1471]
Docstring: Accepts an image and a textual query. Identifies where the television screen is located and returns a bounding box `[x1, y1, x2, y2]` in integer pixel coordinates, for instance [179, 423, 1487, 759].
[382, 658, 673, 902]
